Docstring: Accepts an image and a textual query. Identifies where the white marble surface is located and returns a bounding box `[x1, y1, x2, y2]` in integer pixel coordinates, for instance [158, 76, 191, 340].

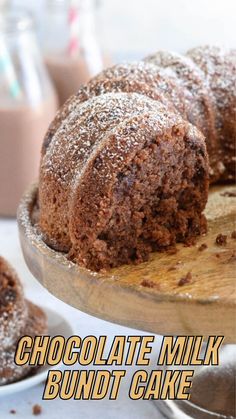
[0, 218, 164, 419]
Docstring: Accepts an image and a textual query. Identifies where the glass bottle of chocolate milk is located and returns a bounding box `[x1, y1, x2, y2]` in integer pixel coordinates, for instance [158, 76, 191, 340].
[0, 10, 58, 217]
[44, 0, 106, 106]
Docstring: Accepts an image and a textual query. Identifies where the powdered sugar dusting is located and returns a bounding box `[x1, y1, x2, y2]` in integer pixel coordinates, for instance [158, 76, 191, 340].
[188, 45, 236, 180]
[144, 49, 216, 140]
[42, 93, 168, 185]
[188, 45, 236, 111]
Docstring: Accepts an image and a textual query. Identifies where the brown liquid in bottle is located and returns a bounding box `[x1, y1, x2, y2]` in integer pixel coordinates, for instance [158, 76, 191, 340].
[45, 55, 91, 106]
[46, 53, 111, 106]
[0, 97, 57, 216]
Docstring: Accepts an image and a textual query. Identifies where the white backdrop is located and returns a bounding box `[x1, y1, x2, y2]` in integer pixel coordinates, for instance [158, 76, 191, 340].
[11, 0, 236, 58]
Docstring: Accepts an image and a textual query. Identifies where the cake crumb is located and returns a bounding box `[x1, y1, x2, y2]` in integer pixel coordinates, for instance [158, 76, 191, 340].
[141, 279, 159, 289]
[10, 410, 16, 415]
[198, 243, 208, 251]
[33, 405, 42, 416]
[231, 231, 236, 239]
[178, 272, 192, 286]
[215, 234, 227, 246]
[221, 191, 236, 197]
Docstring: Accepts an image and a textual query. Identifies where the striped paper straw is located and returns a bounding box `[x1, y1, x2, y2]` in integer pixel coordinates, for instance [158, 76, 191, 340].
[80, 0, 103, 75]
[68, 0, 80, 57]
[0, 37, 21, 99]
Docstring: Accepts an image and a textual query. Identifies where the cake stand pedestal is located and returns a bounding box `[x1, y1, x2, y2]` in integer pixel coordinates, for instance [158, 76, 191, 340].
[18, 184, 236, 418]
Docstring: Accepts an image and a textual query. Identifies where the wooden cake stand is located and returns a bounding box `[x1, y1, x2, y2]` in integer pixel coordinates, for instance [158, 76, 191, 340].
[18, 184, 236, 343]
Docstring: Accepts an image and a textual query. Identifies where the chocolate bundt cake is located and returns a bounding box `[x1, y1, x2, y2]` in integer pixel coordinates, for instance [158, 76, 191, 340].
[38, 45, 235, 271]
[0, 257, 47, 385]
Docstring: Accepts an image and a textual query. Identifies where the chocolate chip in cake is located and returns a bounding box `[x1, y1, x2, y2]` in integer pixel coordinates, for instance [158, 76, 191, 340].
[231, 231, 236, 239]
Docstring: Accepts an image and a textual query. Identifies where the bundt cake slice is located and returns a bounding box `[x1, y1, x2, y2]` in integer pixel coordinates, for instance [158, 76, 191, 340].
[39, 93, 174, 252]
[0, 256, 48, 385]
[0, 256, 27, 349]
[39, 92, 209, 271]
[0, 301, 47, 386]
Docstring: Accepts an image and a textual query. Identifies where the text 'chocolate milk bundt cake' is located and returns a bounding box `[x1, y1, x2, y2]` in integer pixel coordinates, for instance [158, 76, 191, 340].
[38, 45, 235, 271]
[0, 256, 47, 385]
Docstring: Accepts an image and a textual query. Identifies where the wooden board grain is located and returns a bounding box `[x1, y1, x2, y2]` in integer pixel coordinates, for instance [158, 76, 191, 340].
[18, 185, 236, 342]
